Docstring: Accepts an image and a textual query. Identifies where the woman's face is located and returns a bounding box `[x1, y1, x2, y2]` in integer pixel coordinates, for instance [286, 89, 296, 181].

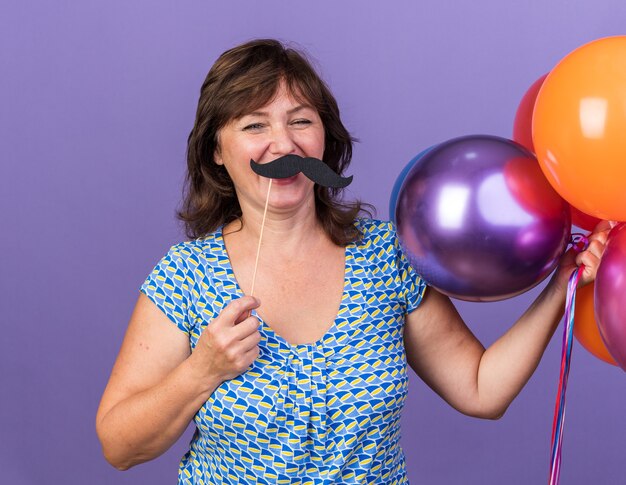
[214, 81, 325, 214]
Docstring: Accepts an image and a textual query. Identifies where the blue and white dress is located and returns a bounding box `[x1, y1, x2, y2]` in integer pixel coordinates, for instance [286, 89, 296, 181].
[141, 219, 427, 484]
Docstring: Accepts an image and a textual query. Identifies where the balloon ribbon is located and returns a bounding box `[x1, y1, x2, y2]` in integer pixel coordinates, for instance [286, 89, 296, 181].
[548, 233, 588, 485]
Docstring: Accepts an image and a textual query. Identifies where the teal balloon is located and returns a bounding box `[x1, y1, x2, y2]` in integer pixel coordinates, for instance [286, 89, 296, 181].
[389, 146, 435, 222]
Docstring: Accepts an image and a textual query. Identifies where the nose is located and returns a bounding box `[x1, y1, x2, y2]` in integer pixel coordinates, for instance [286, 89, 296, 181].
[268, 125, 296, 156]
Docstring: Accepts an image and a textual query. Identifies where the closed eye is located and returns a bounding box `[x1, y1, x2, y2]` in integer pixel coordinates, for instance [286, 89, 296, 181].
[242, 123, 265, 131]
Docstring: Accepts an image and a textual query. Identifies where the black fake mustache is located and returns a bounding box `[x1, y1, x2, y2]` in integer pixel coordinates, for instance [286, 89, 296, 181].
[250, 155, 353, 189]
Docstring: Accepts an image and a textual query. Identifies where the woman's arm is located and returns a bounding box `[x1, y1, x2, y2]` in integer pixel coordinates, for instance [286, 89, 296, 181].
[403, 223, 610, 419]
[96, 293, 261, 470]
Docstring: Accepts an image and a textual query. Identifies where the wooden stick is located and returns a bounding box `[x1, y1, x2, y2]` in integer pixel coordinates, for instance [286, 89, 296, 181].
[249, 179, 272, 298]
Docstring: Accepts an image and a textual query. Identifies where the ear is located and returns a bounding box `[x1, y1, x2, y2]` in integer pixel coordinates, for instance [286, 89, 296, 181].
[213, 131, 224, 165]
[213, 145, 224, 166]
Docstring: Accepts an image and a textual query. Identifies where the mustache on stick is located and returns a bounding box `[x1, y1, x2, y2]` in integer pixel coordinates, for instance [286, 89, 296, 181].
[250, 155, 353, 189]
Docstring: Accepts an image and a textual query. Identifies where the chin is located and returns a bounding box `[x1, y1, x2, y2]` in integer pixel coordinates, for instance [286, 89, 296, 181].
[270, 190, 313, 210]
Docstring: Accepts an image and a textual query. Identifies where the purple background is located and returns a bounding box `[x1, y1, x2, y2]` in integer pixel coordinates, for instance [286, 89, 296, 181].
[1, 1, 625, 484]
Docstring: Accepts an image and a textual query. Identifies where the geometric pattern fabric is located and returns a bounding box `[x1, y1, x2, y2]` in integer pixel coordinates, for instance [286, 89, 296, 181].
[141, 219, 427, 484]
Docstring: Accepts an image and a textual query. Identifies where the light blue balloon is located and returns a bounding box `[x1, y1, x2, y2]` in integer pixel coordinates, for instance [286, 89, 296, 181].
[389, 146, 435, 223]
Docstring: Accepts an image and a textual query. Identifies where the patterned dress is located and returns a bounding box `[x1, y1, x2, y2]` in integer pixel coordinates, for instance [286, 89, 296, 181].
[141, 219, 427, 484]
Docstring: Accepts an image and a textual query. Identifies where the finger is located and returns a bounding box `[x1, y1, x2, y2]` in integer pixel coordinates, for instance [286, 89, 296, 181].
[239, 329, 262, 352]
[587, 224, 611, 242]
[592, 219, 613, 233]
[587, 231, 609, 247]
[231, 316, 261, 340]
[576, 249, 600, 270]
[242, 345, 261, 365]
[585, 239, 606, 260]
[215, 296, 261, 328]
[222, 334, 260, 368]
[234, 310, 249, 325]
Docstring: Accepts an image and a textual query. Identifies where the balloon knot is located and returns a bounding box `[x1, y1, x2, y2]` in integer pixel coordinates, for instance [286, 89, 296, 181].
[569, 233, 589, 253]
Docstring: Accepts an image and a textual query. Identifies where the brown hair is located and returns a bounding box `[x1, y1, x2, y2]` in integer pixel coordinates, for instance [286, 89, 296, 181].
[179, 38, 372, 245]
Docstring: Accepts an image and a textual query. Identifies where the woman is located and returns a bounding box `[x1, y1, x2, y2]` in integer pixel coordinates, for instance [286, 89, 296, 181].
[96, 39, 609, 483]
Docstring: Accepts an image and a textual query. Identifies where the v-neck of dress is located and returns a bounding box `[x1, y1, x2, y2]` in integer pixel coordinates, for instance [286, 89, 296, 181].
[215, 225, 352, 350]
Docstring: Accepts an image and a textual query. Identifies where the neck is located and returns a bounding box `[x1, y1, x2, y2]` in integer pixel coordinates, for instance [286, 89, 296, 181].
[225, 197, 326, 257]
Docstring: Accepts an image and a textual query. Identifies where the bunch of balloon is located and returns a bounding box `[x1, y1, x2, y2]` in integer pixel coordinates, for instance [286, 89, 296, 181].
[515, 74, 607, 364]
[394, 135, 571, 302]
[531, 36, 626, 369]
[513, 74, 601, 231]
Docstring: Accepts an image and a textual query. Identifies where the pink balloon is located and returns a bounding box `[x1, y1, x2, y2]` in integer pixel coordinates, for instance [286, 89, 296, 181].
[594, 223, 626, 371]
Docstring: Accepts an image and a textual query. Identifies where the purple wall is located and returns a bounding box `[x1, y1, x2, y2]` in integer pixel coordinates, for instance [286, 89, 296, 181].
[1, 1, 624, 483]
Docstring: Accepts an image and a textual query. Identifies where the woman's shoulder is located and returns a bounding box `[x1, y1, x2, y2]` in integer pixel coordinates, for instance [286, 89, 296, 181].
[159, 229, 223, 265]
[353, 218, 398, 246]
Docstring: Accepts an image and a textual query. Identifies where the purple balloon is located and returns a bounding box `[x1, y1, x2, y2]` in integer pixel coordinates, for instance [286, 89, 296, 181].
[396, 135, 571, 301]
[595, 223, 626, 371]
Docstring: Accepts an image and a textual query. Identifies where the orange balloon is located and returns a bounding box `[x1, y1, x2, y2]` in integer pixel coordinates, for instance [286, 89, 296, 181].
[532, 36, 626, 222]
[574, 282, 617, 365]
